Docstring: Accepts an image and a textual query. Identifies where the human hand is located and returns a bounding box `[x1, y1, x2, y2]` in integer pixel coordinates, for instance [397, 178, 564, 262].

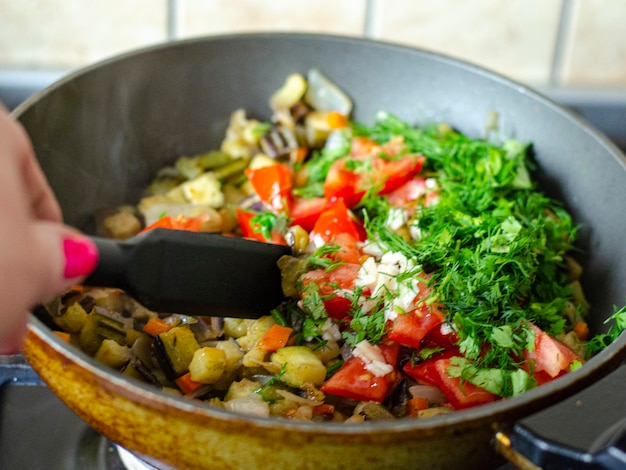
[0, 104, 98, 354]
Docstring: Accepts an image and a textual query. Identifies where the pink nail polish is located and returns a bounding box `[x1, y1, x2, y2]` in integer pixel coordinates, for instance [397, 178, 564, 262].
[63, 236, 99, 279]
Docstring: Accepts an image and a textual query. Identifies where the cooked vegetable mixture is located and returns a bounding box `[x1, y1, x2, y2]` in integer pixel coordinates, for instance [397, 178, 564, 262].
[42, 70, 626, 422]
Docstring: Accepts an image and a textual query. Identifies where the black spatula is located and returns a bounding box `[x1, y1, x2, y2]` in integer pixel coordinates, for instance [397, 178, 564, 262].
[84, 229, 292, 318]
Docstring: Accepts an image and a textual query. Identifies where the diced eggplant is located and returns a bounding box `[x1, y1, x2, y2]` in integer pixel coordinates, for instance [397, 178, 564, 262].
[94, 339, 132, 369]
[353, 401, 395, 421]
[153, 326, 200, 379]
[259, 126, 299, 159]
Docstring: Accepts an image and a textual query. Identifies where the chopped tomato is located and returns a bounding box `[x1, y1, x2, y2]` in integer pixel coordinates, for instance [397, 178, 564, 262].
[350, 136, 380, 157]
[524, 324, 583, 379]
[311, 198, 365, 243]
[387, 309, 444, 349]
[375, 155, 426, 195]
[404, 354, 497, 410]
[323, 154, 425, 208]
[432, 358, 497, 410]
[403, 348, 460, 385]
[321, 233, 362, 265]
[290, 197, 327, 232]
[321, 341, 400, 403]
[244, 163, 293, 214]
[321, 296, 353, 320]
[422, 322, 459, 347]
[323, 159, 364, 208]
[300, 263, 360, 294]
[387, 177, 427, 207]
[235, 208, 286, 245]
[387, 275, 445, 348]
[141, 214, 206, 233]
[299, 263, 361, 320]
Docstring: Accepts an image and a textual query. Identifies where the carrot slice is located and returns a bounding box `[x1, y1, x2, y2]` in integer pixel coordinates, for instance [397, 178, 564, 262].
[257, 324, 294, 352]
[312, 404, 335, 415]
[143, 317, 174, 337]
[407, 397, 430, 417]
[53, 331, 71, 343]
[175, 372, 204, 394]
[327, 111, 348, 129]
[573, 321, 589, 341]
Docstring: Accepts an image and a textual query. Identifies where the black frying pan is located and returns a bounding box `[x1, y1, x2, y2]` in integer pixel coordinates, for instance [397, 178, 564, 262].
[13, 33, 626, 469]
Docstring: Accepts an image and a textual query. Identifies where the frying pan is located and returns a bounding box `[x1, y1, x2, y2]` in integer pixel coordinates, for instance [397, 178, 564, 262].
[12, 33, 626, 469]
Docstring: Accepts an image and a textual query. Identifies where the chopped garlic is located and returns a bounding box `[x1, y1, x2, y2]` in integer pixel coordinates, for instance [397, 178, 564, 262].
[355, 250, 422, 322]
[352, 340, 393, 377]
[385, 207, 407, 231]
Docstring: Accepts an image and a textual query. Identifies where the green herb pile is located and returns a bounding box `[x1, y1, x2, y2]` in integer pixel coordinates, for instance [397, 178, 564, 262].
[350, 113, 582, 395]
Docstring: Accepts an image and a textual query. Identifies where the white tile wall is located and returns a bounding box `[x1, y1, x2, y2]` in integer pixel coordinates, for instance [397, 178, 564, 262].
[0, 0, 625, 89]
[560, 0, 626, 88]
[373, 0, 562, 86]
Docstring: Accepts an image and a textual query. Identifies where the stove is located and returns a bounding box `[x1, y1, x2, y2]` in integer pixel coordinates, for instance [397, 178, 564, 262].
[1, 74, 625, 470]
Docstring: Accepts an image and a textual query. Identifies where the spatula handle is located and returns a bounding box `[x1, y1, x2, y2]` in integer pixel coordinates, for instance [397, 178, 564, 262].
[83, 229, 291, 318]
[85, 236, 133, 289]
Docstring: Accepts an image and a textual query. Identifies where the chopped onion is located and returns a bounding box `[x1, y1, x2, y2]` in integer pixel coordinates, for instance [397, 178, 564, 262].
[224, 395, 270, 417]
[275, 389, 322, 406]
[305, 69, 352, 115]
[409, 385, 448, 404]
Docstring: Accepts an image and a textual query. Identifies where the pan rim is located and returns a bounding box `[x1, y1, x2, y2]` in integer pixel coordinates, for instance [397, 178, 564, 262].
[16, 31, 626, 437]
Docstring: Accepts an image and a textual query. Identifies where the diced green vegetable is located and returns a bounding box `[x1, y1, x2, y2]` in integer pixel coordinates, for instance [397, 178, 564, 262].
[271, 346, 327, 387]
[154, 326, 200, 378]
[189, 347, 227, 384]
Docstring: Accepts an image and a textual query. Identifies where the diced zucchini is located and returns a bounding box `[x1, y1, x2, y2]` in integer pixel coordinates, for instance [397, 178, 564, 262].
[93, 308, 128, 345]
[224, 378, 262, 401]
[78, 314, 104, 356]
[215, 338, 244, 372]
[236, 316, 275, 352]
[125, 328, 146, 346]
[121, 363, 146, 381]
[271, 346, 327, 387]
[223, 318, 251, 338]
[310, 338, 341, 363]
[243, 347, 268, 368]
[94, 339, 132, 369]
[155, 326, 200, 378]
[189, 347, 227, 384]
[57, 302, 89, 333]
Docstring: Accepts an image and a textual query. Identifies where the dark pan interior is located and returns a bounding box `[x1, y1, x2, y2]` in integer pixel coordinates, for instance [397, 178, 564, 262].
[15, 33, 626, 336]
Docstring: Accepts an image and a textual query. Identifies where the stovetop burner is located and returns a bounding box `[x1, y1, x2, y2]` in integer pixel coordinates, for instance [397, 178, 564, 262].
[0, 381, 126, 469]
[0, 356, 173, 470]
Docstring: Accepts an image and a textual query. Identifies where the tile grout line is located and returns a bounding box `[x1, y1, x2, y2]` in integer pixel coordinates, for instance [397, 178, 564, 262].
[550, 0, 576, 87]
[363, 0, 379, 38]
[167, 0, 180, 40]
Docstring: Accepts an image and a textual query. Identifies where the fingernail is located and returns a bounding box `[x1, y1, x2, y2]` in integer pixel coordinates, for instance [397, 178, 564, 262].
[63, 236, 99, 279]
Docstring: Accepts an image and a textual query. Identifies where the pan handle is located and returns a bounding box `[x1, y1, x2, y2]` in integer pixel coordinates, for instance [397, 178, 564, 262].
[495, 363, 626, 469]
